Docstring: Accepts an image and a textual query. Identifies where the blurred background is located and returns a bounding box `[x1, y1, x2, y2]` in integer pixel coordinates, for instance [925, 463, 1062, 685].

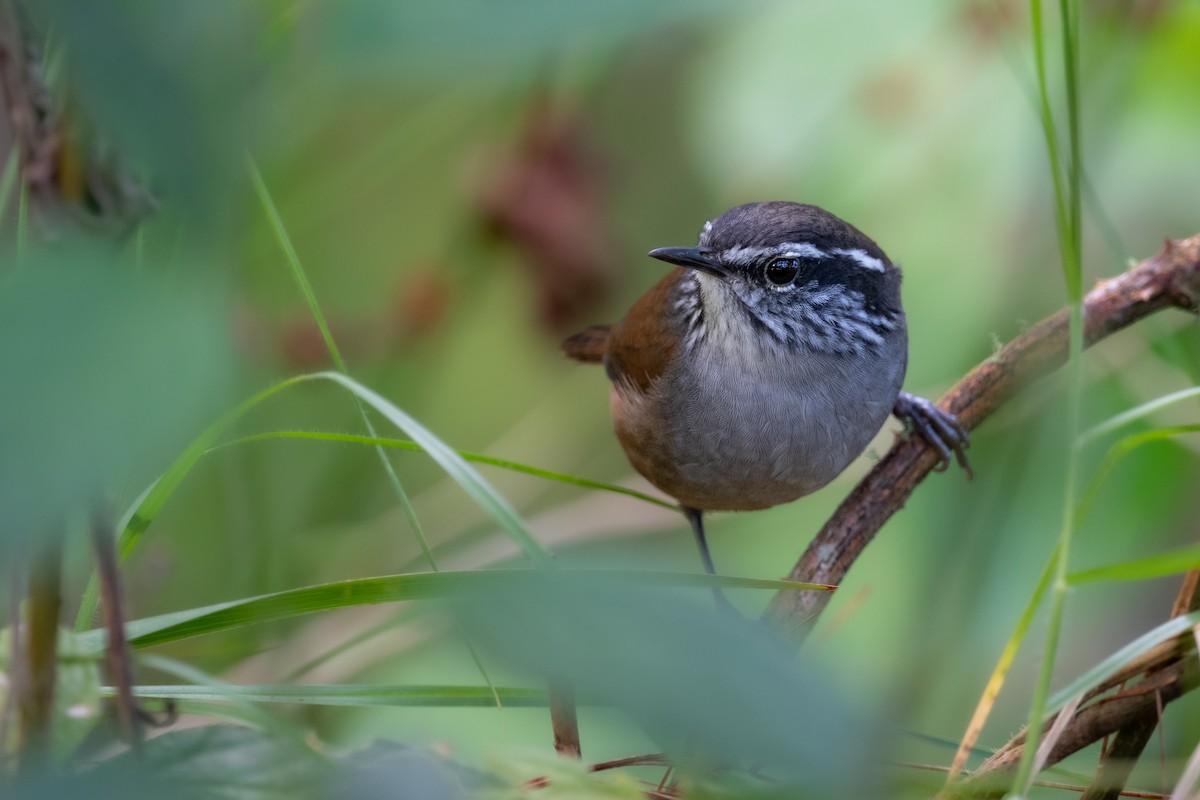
[3, 0, 1199, 795]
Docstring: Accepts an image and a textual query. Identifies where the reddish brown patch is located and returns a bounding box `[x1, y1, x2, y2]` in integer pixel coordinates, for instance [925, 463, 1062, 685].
[604, 270, 684, 393]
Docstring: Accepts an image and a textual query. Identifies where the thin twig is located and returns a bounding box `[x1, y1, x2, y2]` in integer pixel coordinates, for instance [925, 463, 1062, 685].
[548, 679, 581, 758]
[91, 503, 144, 747]
[590, 753, 670, 772]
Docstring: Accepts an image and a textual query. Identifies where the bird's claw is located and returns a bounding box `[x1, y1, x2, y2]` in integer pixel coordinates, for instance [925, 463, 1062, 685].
[893, 391, 973, 479]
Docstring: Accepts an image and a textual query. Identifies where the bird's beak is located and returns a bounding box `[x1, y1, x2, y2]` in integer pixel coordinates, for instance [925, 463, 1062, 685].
[647, 246, 729, 278]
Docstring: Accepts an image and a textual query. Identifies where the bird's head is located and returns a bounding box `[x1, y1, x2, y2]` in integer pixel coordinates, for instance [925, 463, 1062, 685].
[648, 201, 904, 356]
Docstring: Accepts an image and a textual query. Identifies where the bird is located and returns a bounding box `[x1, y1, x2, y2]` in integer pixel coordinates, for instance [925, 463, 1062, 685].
[562, 201, 970, 578]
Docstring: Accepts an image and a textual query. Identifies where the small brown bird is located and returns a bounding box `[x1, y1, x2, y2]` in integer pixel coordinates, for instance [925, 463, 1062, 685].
[563, 201, 969, 575]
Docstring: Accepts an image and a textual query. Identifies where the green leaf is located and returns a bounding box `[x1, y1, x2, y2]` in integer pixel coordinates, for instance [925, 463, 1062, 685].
[331, 740, 476, 800]
[0, 249, 233, 551]
[96, 725, 328, 800]
[453, 571, 873, 795]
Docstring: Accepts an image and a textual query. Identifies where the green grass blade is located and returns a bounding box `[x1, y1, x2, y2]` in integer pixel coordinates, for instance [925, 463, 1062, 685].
[247, 160, 345, 373]
[1013, 1, 1085, 792]
[1077, 388, 1200, 447]
[1028, 0, 1069, 281]
[1075, 425, 1200, 530]
[1045, 610, 1200, 712]
[76, 369, 573, 630]
[124, 699, 300, 729]
[281, 608, 417, 683]
[307, 371, 554, 566]
[136, 654, 304, 739]
[247, 157, 437, 570]
[1060, 0, 1082, 300]
[75, 569, 831, 654]
[1067, 544, 1200, 586]
[74, 374, 317, 629]
[122, 683, 550, 708]
[216, 430, 676, 510]
[945, 545, 1058, 785]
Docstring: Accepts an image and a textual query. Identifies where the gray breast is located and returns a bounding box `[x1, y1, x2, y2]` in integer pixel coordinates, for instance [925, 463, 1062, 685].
[618, 331, 907, 511]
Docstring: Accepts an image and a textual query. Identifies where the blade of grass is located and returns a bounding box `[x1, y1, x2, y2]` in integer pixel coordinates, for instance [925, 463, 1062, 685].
[76, 369, 563, 629]
[280, 607, 419, 684]
[308, 371, 553, 567]
[127, 699, 301, 730]
[1168, 735, 1200, 800]
[984, 10, 1126, 266]
[1061, 0, 1082, 299]
[1067, 544, 1200, 586]
[1075, 425, 1200, 530]
[216, 430, 677, 510]
[944, 545, 1059, 785]
[1044, 610, 1200, 712]
[247, 158, 437, 570]
[1013, 1, 1084, 794]
[136, 654, 304, 740]
[74, 569, 831, 654]
[1076, 388, 1200, 447]
[74, 374, 318, 630]
[947, 425, 1198, 788]
[251, 160, 515, 716]
[120, 683, 550, 708]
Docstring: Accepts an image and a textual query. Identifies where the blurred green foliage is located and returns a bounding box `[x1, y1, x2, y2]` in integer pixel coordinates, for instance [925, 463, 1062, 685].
[2, 0, 1198, 797]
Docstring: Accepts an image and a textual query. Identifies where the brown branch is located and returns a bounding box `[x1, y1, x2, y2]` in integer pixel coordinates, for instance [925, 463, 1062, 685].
[940, 551, 1200, 796]
[754, 234, 1200, 794]
[1078, 710, 1159, 800]
[950, 649, 1198, 798]
[761, 234, 1200, 642]
[1074, 567, 1200, 800]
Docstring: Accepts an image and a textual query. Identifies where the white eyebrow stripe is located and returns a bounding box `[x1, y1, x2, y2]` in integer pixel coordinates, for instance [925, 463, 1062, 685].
[776, 242, 827, 259]
[831, 247, 885, 272]
[718, 242, 827, 265]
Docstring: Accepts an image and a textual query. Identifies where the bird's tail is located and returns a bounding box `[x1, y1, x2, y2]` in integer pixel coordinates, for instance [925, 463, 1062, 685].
[561, 324, 611, 363]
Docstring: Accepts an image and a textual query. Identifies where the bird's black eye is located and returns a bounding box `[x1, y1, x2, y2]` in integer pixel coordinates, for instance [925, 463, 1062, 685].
[764, 257, 801, 286]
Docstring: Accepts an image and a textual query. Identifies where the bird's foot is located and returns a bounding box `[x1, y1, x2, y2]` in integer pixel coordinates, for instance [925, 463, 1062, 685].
[893, 391, 973, 479]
